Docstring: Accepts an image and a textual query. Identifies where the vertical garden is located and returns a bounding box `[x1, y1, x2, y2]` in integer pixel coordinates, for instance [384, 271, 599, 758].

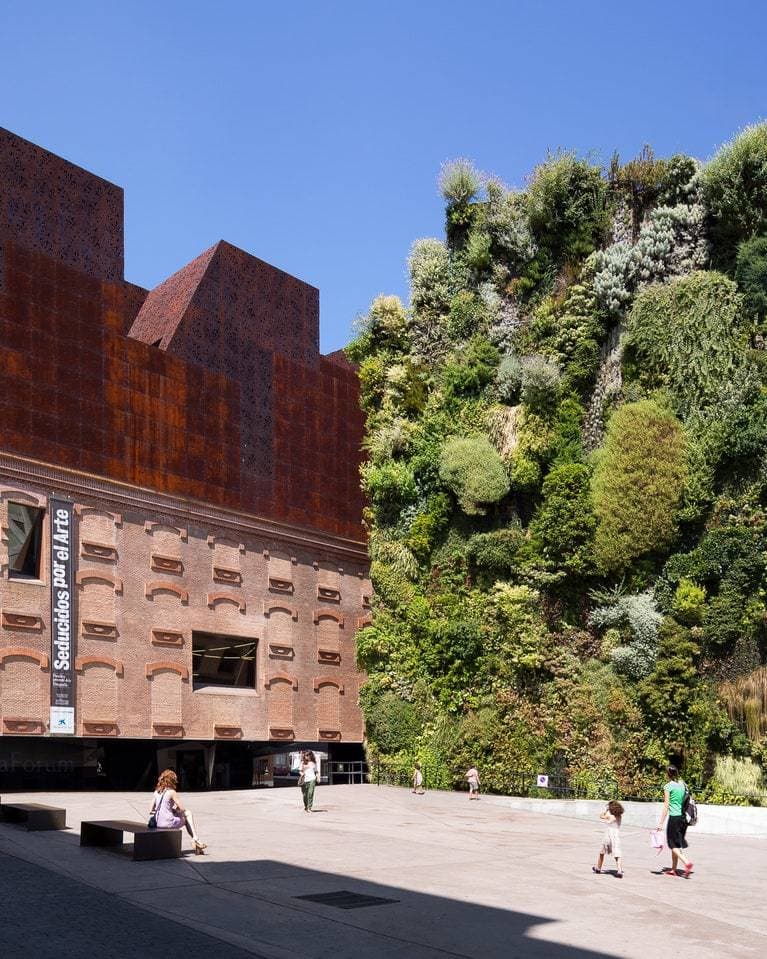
[347, 125, 767, 803]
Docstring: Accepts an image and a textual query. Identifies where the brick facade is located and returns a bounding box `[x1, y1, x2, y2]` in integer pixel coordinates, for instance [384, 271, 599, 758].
[0, 468, 368, 744]
[0, 128, 368, 779]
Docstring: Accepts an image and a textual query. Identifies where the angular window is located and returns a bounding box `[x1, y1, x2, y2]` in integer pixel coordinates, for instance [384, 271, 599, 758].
[192, 631, 257, 690]
[7, 503, 45, 580]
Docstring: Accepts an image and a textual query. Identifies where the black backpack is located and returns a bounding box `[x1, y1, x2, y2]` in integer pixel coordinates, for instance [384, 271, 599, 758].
[682, 785, 698, 826]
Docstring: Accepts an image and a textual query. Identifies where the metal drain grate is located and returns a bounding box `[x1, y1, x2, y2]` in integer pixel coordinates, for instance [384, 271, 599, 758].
[295, 890, 400, 910]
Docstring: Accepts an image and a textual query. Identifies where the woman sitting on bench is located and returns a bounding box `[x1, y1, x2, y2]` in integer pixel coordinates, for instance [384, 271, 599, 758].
[150, 768, 207, 854]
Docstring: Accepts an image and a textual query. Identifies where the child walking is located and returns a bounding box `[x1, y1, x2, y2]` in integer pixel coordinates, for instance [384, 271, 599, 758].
[411, 763, 425, 795]
[592, 800, 624, 878]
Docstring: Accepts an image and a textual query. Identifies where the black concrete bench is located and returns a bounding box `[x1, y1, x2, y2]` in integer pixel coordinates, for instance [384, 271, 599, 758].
[80, 820, 182, 861]
[0, 802, 66, 831]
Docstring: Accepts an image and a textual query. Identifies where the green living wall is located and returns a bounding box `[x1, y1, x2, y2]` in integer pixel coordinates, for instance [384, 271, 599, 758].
[347, 128, 767, 804]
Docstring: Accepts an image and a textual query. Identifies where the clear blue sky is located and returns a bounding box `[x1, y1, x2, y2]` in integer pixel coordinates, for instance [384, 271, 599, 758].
[2, 1, 765, 352]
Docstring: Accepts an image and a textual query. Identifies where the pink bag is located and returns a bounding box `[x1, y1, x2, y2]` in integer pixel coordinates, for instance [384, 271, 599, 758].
[650, 830, 665, 854]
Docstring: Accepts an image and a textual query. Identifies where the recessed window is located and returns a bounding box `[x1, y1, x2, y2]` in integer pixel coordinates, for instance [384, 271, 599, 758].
[192, 631, 257, 690]
[7, 503, 45, 580]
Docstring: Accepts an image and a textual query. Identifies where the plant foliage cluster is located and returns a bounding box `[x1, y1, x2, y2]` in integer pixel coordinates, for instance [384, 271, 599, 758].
[347, 126, 767, 801]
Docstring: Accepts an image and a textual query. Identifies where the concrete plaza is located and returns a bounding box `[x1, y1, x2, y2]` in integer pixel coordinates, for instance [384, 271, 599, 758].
[0, 784, 763, 959]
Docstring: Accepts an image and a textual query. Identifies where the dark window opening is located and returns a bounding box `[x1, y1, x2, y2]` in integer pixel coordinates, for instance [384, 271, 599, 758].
[8, 503, 45, 580]
[192, 631, 257, 690]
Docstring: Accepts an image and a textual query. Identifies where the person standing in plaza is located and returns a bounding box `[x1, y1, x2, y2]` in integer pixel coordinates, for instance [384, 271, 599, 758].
[149, 768, 207, 854]
[466, 765, 480, 799]
[299, 750, 319, 812]
[412, 762, 425, 794]
[655, 764, 694, 877]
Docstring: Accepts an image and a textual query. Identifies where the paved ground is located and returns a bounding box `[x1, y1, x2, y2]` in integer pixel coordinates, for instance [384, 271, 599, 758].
[0, 784, 764, 958]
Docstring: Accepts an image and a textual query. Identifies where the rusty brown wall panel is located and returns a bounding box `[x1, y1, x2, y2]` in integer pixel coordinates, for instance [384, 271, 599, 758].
[0, 128, 365, 542]
[0, 127, 124, 281]
[0, 239, 364, 540]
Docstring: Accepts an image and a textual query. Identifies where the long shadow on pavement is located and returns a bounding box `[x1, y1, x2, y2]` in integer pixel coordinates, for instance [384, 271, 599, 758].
[157, 857, 622, 959]
[1, 836, 629, 959]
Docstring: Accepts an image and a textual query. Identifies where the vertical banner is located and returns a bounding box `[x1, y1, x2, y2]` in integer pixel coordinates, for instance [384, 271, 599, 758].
[50, 497, 76, 735]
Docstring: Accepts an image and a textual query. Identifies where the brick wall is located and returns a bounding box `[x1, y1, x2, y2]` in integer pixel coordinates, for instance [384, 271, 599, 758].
[0, 474, 369, 744]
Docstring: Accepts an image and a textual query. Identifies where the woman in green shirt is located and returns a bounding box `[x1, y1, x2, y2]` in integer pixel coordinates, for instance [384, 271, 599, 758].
[655, 764, 694, 877]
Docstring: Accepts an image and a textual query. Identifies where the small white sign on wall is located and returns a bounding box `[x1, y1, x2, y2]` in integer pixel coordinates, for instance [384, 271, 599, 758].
[536, 774, 549, 789]
[50, 707, 75, 735]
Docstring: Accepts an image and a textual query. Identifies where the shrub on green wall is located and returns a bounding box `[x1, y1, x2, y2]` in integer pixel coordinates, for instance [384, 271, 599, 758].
[528, 462, 597, 576]
[361, 460, 418, 525]
[702, 123, 767, 269]
[735, 236, 767, 321]
[520, 354, 562, 411]
[624, 271, 747, 417]
[361, 686, 423, 755]
[639, 619, 703, 764]
[591, 400, 686, 572]
[525, 150, 609, 262]
[466, 527, 524, 585]
[439, 436, 510, 514]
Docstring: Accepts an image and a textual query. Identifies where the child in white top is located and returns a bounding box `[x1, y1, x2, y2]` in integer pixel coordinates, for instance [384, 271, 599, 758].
[411, 763, 425, 794]
[466, 766, 480, 799]
[592, 800, 624, 878]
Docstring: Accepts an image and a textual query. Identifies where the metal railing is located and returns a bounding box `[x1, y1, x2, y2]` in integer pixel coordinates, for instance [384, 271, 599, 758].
[372, 762, 445, 791]
[507, 768, 577, 798]
[315, 759, 581, 794]
[324, 760, 710, 804]
[370, 764, 575, 795]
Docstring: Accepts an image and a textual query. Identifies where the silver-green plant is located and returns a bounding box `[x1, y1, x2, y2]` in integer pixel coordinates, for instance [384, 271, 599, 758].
[486, 179, 538, 265]
[520, 354, 561, 410]
[591, 241, 635, 315]
[495, 354, 522, 403]
[478, 282, 502, 323]
[592, 203, 709, 316]
[439, 158, 484, 206]
[658, 154, 701, 206]
[633, 203, 708, 284]
[488, 296, 523, 354]
[364, 418, 413, 461]
[408, 238, 454, 359]
[409, 238, 452, 312]
[589, 590, 662, 680]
